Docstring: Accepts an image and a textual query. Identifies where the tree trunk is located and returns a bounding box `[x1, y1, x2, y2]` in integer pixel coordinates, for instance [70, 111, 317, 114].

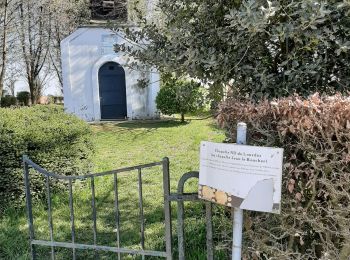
[28, 80, 37, 105]
[0, 78, 3, 102]
[31, 94, 37, 105]
[0, 0, 9, 103]
[0, 70, 4, 103]
[181, 112, 185, 122]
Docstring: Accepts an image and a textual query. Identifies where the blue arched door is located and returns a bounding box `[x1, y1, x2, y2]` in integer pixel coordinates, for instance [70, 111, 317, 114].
[98, 62, 127, 120]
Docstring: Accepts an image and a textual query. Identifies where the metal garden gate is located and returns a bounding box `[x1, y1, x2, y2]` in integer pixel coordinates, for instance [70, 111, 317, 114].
[23, 156, 214, 260]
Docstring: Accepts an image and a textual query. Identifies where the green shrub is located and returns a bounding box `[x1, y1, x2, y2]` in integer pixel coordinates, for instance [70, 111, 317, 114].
[0, 105, 94, 211]
[156, 78, 204, 122]
[16, 91, 30, 106]
[1, 95, 17, 107]
[217, 93, 350, 259]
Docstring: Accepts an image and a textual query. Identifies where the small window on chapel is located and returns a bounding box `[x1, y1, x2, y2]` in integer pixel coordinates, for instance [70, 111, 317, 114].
[90, 0, 128, 22]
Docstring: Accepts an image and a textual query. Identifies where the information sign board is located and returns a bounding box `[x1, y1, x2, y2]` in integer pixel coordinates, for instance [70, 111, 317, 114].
[199, 141, 283, 213]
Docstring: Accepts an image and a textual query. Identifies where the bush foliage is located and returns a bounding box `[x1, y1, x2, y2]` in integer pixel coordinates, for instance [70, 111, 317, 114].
[217, 93, 350, 259]
[1, 95, 17, 107]
[16, 91, 30, 106]
[0, 105, 94, 210]
[156, 79, 204, 121]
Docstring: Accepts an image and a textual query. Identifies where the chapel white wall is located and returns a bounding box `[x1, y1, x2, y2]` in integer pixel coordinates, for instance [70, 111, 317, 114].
[61, 27, 160, 121]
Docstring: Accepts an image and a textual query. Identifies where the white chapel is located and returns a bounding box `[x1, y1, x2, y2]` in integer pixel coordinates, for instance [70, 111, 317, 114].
[61, 0, 160, 121]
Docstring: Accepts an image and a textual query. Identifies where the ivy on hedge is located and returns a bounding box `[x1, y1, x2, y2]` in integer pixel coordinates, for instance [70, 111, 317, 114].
[0, 105, 94, 211]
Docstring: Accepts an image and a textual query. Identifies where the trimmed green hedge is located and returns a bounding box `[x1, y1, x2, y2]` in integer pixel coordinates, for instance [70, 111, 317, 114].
[1, 95, 17, 107]
[0, 105, 94, 210]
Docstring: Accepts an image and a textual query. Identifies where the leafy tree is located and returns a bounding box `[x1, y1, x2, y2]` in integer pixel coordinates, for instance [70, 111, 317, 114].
[156, 78, 203, 122]
[118, 0, 350, 98]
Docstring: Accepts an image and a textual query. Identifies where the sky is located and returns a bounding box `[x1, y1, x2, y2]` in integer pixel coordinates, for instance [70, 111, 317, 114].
[11, 74, 62, 97]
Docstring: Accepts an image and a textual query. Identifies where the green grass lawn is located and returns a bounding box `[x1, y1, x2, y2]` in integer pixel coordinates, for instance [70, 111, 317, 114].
[0, 116, 229, 259]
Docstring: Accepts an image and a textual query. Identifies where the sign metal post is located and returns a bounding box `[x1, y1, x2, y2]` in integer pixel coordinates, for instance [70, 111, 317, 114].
[198, 122, 283, 260]
[232, 122, 247, 260]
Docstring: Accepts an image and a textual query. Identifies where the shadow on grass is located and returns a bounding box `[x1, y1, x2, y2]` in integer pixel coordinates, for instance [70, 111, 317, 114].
[91, 120, 189, 142]
[116, 120, 188, 129]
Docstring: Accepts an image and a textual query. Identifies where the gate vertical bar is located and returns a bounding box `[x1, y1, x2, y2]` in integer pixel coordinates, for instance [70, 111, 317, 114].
[205, 202, 214, 260]
[46, 176, 55, 260]
[68, 179, 76, 260]
[162, 157, 172, 260]
[177, 198, 185, 260]
[23, 158, 36, 260]
[138, 169, 145, 260]
[91, 177, 98, 258]
[232, 122, 247, 260]
[113, 173, 121, 260]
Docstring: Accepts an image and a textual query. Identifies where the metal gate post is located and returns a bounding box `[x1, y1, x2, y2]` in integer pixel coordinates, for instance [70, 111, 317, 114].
[205, 202, 214, 259]
[162, 157, 173, 260]
[175, 171, 213, 260]
[23, 156, 36, 260]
